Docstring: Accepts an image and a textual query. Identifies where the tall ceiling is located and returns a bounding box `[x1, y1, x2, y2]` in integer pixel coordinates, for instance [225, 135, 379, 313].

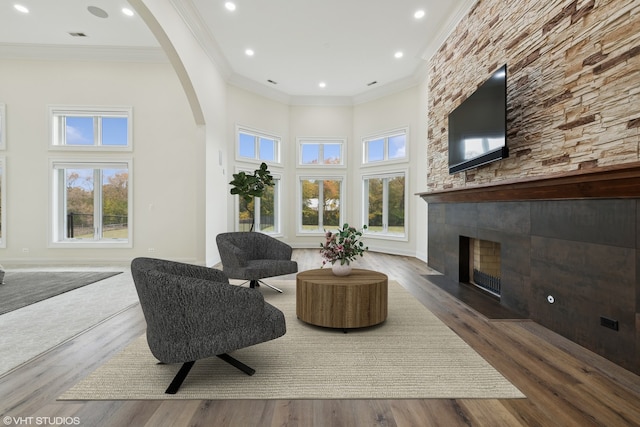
[0, 0, 474, 102]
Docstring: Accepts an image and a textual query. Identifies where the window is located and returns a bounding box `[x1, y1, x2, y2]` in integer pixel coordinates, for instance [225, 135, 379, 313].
[237, 174, 280, 233]
[363, 172, 406, 237]
[0, 157, 5, 248]
[363, 128, 407, 164]
[49, 106, 132, 150]
[237, 127, 280, 163]
[299, 177, 344, 233]
[298, 138, 345, 166]
[51, 161, 132, 247]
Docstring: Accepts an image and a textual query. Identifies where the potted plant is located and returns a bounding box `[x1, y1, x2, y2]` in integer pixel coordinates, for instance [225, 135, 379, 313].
[320, 223, 368, 276]
[229, 162, 274, 231]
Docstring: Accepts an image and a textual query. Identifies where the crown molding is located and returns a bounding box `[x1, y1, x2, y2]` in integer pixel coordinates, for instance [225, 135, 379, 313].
[0, 43, 167, 63]
[169, 0, 233, 80]
[420, 0, 477, 61]
[168, 0, 461, 107]
[229, 72, 421, 107]
[227, 73, 293, 105]
[351, 75, 421, 105]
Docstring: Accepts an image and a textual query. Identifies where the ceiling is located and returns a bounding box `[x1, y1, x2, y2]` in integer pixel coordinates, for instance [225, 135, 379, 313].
[0, 0, 474, 102]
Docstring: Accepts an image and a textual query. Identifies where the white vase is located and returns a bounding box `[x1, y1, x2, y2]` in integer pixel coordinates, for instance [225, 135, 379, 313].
[331, 262, 352, 276]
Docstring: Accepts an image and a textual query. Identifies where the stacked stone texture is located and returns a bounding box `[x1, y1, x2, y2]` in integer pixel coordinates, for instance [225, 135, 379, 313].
[427, 0, 640, 190]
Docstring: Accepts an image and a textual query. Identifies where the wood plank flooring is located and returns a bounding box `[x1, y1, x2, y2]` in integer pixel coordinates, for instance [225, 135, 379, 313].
[1, 250, 639, 426]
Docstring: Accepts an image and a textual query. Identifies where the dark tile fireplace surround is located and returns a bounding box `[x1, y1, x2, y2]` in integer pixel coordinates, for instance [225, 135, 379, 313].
[419, 163, 640, 375]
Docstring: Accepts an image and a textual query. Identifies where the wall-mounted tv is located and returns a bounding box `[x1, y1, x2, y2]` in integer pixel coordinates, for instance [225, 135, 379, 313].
[448, 64, 508, 174]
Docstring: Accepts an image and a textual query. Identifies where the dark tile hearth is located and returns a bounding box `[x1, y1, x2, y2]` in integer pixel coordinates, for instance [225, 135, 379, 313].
[424, 274, 526, 320]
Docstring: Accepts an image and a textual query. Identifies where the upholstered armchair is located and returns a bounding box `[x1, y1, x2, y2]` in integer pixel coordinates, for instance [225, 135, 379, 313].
[216, 232, 298, 293]
[130, 257, 286, 394]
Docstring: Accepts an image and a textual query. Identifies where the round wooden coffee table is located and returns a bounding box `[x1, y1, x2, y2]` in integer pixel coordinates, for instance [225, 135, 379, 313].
[296, 268, 388, 329]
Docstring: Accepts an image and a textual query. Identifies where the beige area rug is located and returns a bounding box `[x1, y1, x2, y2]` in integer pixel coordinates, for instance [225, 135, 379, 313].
[60, 280, 525, 400]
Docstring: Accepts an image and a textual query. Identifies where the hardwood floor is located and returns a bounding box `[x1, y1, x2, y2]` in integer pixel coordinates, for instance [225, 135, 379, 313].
[1, 250, 639, 426]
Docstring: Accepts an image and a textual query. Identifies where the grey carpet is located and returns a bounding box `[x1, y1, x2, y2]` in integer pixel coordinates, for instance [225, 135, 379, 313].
[0, 271, 121, 315]
[60, 280, 525, 400]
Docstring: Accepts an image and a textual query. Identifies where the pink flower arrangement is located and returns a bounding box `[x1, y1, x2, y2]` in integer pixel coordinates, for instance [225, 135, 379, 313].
[320, 223, 368, 267]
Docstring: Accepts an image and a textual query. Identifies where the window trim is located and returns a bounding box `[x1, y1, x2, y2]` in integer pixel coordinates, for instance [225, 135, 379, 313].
[49, 158, 133, 248]
[361, 169, 409, 241]
[361, 127, 409, 167]
[48, 105, 133, 151]
[235, 125, 282, 165]
[296, 174, 346, 235]
[297, 137, 346, 168]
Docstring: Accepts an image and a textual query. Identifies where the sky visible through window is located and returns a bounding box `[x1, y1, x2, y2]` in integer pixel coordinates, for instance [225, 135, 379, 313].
[65, 168, 124, 190]
[389, 134, 406, 158]
[239, 133, 255, 158]
[366, 133, 406, 162]
[65, 116, 127, 146]
[367, 138, 385, 162]
[301, 143, 342, 164]
[238, 132, 276, 161]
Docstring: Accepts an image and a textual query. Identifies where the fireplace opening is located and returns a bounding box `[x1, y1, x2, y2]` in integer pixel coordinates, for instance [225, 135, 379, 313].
[459, 237, 501, 297]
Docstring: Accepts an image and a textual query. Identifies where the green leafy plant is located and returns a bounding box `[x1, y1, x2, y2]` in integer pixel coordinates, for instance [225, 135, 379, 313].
[229, 162, 274, 231]
[320, 223, 368, 267]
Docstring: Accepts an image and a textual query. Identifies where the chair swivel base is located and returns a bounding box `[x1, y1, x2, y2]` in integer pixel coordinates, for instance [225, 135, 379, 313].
[248, 279, 283, 293]
[164, 353, 256, 394]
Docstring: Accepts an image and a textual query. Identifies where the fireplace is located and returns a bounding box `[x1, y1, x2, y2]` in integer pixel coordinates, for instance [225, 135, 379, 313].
[421, 164, 640, 375]
[459, 236, 501, 297]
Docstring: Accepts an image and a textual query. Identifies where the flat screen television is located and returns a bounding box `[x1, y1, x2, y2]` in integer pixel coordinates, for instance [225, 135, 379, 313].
[448, 64, 508, 174]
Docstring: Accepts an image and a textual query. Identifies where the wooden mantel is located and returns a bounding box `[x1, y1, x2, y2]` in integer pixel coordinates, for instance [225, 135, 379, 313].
[417, 162, 640, 203]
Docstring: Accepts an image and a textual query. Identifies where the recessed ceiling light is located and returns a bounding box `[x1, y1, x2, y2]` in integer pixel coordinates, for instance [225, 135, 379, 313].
[87, 6, 109, 19]
[13, 4, 29, 13]
[245, 49, 254, 56]
[414, 10, 426, 19]
[122, 8, 134, 17]
[394, 51, 404, 59]
[319, 82, 327, 89]
[225, 2, 237, 11]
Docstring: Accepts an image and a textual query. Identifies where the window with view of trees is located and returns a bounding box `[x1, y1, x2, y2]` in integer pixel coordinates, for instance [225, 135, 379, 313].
[300, 177, 343, 233]
[49, 106, 132, 150]
[51, 161, 131, 246]
[363, 172, 406, 237]
[237, 177, 280, 233]
[298, 138, 344, 166]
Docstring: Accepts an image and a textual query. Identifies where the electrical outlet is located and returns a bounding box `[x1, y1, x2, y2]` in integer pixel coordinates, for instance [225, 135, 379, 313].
[22, 248, 29, 253]
[600, 316, 619, 331]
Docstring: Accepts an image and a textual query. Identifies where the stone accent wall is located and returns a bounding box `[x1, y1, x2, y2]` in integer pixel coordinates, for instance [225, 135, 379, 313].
[427, 0, 640, 190]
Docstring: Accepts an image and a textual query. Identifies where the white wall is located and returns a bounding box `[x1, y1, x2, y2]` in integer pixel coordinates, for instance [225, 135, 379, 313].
[140, 0, 229, 267]
[415, 76, 430, 262]
[352, 88, 421, 257]
[289, 104, 354, 250]
[0, 3, 429, 266]
[225, 85, 292, 237]
[0, 59, 203, 265]
[224, 85, 423, 257]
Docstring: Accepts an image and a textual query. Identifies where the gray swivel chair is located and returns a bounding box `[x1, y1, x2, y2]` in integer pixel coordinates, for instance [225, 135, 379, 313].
[131, 257, 286, 394]
[216, 232, 298, 293]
